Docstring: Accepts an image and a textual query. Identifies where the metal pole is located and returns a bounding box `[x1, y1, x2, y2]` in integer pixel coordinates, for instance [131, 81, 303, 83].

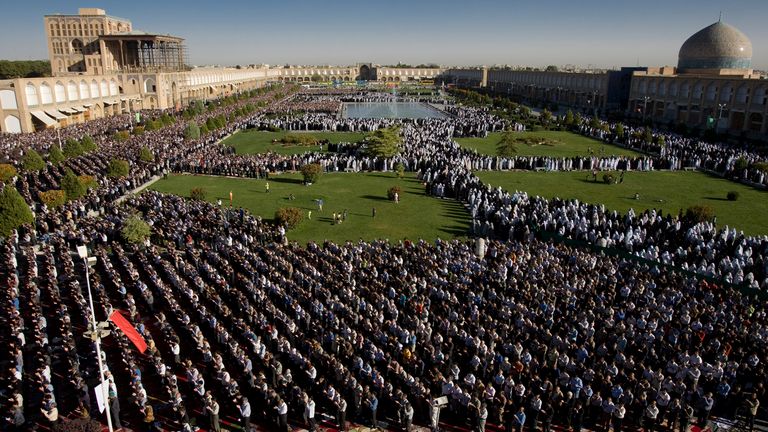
[83, 256, 114, 432]
[57, 128, 62, 150]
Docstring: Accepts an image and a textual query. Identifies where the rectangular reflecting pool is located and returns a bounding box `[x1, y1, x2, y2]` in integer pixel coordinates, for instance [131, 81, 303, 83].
[342, 102, 448, 119]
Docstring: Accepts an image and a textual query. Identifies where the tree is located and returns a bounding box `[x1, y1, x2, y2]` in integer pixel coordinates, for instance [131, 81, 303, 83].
[80, 135, 97, 152]
[301, 163, 323, 184]
[496, 129, 520, 157]
[395, 163, 405, 179]
[62, 139, 83, 159]
[0, 186, 34, 237]
[183, 123, 201, 140]
[48, 146, 65, 165]
[61, 169, 85, 200]
[563, 110, 575, 128]
[275, 207, 303, 229]
[0, 60, 51, 79]
[78, 175, 98, 190]
[545, 65, 558, 72]
[540, 109, 553, 127]
[366, 127, 402, 158]
[734, 157, 749, 172]
[139, 146, 154, 162]
[753, 162, 768, 174]
[190, 187, 207, 201]
[0, 164, 18, 182]
[121, 213, 152, 245]
[311, 74, 323, 82]
[642, 128, 653, 144]
[113, 130, 130, 142]
[615, 123, 625, 139]
[22, 149, 46, 172]
[107, 159, 130, 178]
[38, 189, 66, 208]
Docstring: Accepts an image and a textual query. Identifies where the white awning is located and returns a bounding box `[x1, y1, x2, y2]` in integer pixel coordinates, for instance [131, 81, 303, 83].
[30, 111, 57, 127]
[120, 97, 128, 101]
[72, 106, 86, 112]
[45, 110, 67, 120]
[103, 100, 116, 105]
[209, 85, 216, 90]
[59, 108, 77, 115]
[82, 103, 93, 107]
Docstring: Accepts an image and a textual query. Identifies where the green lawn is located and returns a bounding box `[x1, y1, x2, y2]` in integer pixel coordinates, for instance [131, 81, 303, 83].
[456, 131, 642, 158]
[149, 172, 469, 245]
[223, 130, 366, 155]
[477, 170, 768, 236]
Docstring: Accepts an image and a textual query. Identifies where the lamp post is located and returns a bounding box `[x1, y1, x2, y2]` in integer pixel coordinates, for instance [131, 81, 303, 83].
[717, 103, 727, 130]
[77, 245, 114, 432]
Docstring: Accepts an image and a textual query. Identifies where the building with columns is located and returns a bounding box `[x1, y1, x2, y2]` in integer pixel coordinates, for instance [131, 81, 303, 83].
[0, 8, 280, 134]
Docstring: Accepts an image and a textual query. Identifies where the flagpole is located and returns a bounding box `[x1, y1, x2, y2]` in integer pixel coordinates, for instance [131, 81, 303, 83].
[78, 246, 115, 432]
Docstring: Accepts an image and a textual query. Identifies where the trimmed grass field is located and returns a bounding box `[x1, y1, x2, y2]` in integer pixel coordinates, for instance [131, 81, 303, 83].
[477, 170, 768, 236]
[149, 172, 470, 245]
[223, 130, 366, 155]
[456, 131, 642, 158]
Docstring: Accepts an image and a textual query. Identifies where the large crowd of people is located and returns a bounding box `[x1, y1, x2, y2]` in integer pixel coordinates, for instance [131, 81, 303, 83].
[0, 88, 767, 431]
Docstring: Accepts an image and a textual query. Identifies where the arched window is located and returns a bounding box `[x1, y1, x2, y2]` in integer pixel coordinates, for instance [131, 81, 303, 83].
[735, 85, 748, 104]
[55, 82, 66, 102]
[100, 79, 108, 97]
[109, 79, 118, 96]
[80, 80, 89, 99]
[0, 90, 18, 110]
[705, 83, 717, 101]
[692, 83, 703, 99]
[26, 83, 38, 106]
[4, 115, 22, 133]
[68, 81, 79, 101]
[668, 81, 678, 97]
[39, 83, 53, 104]
[720, 84, 733, 102]
[90, 80, 99, 97]
[754, 87, 767, 106]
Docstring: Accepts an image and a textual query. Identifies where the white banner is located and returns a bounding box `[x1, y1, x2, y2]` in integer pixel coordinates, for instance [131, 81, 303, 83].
[95, 382, 106, 413]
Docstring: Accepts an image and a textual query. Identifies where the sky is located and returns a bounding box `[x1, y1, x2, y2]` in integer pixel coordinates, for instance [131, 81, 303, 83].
[0, 0, 766, 70]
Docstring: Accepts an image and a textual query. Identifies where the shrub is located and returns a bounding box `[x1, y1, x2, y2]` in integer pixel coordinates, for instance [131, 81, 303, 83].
[395, 163, 405, 179]
[121, 213, 151, 245]
[80, 135, 97, 152]
[734, 157, 749, 172]
[139, 146, 154, 162]
[753, 162, 768, 174]
[387, 186, 402, 201]
[22, 149, 46, 172]
[61, 169, 85, 200]
[301, 163, 322, 184]
[48, 146, 65, 165]
[38, 189, 66, 208]
[602, 173, 615, 184]
[0, 164, 18, 182]
[107, 159, 130, 178]
[279, 134, 318, 146]
[199, 124, 210, 136]
[132, 126, 145, 135]
[685, 205, 715, 224]
[275, 207, 303, 229]
[727, 191, 740, 201]
[62, 139, 83, 159]
[190, 187, 207, 201]
[78, 175, 98, 190]
[183, 123, 201, 140]
[113, 130, 130, 142]
[0, 186, 34, 237]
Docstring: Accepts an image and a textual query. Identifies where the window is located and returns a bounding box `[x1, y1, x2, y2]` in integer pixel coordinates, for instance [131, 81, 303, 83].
[25, 84, 38, 106]
[71, 39, 84, 55]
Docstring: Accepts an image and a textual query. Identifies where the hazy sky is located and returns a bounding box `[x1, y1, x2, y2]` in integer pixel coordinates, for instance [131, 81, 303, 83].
[1, 0, 766, 69]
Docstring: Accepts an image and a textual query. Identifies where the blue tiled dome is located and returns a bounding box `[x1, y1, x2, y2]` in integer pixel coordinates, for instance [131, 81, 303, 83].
[678, 22, 752, 71]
